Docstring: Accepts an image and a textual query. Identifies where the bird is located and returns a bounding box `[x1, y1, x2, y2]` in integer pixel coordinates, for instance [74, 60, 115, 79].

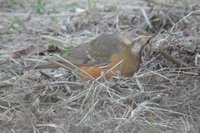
[32, 32, 153, 80]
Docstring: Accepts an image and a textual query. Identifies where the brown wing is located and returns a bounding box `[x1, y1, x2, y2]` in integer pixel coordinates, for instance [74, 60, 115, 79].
[65, 32, 128, 67]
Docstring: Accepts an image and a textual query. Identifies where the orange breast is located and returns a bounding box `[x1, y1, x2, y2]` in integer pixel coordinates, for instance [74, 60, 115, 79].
[79, 65, 115, 80]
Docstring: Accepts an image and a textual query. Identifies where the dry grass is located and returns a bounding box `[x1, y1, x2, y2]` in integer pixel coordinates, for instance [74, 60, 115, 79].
[0, 0, 200, 132]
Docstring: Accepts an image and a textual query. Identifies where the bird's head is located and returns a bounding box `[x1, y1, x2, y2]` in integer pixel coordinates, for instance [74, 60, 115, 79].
[131, 35, 154, 56]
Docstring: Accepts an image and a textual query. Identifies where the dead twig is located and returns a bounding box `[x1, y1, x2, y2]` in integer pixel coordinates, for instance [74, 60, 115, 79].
[158, 46, 189, 67]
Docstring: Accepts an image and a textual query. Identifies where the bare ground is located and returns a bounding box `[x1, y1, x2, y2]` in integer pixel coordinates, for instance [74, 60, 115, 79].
[0, 0, 200, 133]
